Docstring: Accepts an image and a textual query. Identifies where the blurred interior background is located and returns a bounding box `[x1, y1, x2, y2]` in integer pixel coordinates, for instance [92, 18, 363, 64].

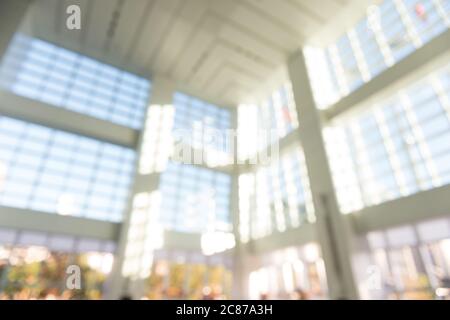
[0, 0, 449, 300]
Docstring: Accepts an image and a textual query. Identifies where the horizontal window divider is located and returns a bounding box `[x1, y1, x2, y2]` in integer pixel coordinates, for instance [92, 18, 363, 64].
[350, 184, 450, 233]
[0, 205, 120, 241]
[0, 89, 139, 148]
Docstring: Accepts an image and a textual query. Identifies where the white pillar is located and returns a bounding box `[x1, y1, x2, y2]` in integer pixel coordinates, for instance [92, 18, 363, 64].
[106, 76, 175, 299]
[287, 49, 359, 299]
[0, 0, 30, 61]
[229, 107, 250, 299]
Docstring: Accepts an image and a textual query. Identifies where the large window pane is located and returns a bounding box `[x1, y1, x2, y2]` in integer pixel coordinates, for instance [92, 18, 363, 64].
[0, 116, 135, 222]
[306, 0, 449, 109]
[0, 34, 151, 129]
[325, 63, 450, 212]
[158, 162, 232, 233]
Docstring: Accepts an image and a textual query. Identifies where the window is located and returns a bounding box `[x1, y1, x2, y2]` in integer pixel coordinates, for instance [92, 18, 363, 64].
[335, 33, 365, 92]
[357, 218, 450, 299]
[248, 244, 327, 299]
[0, 34, 151, 129]
[239, 147, 314, 242]
[138, 94, 233, 174]
[402, 0, 449, 43]
[0, 116, 136, 222]
[354, 18, 386, 77]
[325, 63, 450, 213]
[138, 104, 174, 174]
[306, 0, 449, 109]
[158, 162, 232, 234]
[378, 0, 416, 62]
[238, 83, 299, 161]
[172, 93, 233, 167]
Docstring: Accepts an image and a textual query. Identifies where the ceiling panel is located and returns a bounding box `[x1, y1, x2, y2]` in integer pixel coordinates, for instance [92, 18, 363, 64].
[169, 27, 216, 82]
[298, 0, 348, 21]
[218, 21, 285, 64]
[226, 5, 296, 52]
[139, 0, 183, 71]
[107, 0, 149, 62]
[150, 0, 208, 74]
[243, 0, 307, 39]
[82, 0, 119, 55]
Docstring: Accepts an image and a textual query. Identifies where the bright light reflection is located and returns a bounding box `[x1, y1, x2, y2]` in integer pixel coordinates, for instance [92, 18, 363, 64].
[201, 232, 235, 256]
[57, 194, 76, 216]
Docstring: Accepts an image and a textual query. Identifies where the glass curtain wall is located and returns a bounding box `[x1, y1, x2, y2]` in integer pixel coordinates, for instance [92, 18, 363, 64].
[305, 0, 449, 109]
[356, 218, 450, 300]
[0, 34, 151, 129]
[325, 63, 450, 213]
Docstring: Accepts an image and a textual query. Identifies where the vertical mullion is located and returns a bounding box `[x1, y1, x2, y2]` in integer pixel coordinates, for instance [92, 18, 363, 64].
[27, 127, 56, 209]
[400, 93, 441, 187]
[373, 107, 409, 196]
[329, 44, 350, 96]
[394, 0, 423, 47]
[433, 0, 450, 26]
[81, 143, 104, 219]
[368, 4, 396, 66]
[350, 121, 377, 206]
[430, 76, 450, 122]
[348, 29, 371, 82]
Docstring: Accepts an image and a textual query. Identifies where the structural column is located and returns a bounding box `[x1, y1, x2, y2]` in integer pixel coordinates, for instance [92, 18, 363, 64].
[229, 108, 250, 299]
[287, 49, 359, 299]
[0, 0, 31, 61]
[106, 76, 175, 299]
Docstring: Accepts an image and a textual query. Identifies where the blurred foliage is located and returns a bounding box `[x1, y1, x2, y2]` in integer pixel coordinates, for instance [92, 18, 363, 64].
[145, 261, 231, 300]
[0, 248, 109, 300]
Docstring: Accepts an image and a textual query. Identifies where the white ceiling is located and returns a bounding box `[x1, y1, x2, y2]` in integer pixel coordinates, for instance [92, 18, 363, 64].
[22, 0, 370, 107]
